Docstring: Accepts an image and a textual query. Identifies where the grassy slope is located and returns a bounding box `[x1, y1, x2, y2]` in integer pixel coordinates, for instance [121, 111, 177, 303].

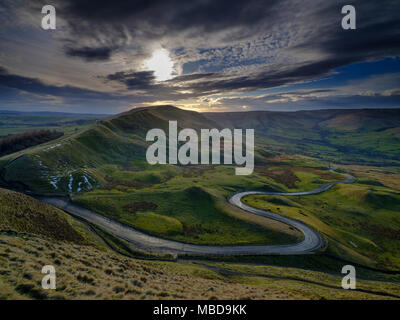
[4, 231, 400, 300]
[243, 179, 400, 270]
[2, 188, 398, 300]
[2, 107, 400, 195]
[0, 187, 291, 300]
[3, 105, 398, 252]
[0, 187, 86, 244]
[0, 106, 221, 195]
[74, 183, 301, 246]
[1, 107, 399, 254]
[72, 158, 347, 246]
[205, 108, 400, 166]
[0, 107, 400, 298]
[0, 106, 306, 245]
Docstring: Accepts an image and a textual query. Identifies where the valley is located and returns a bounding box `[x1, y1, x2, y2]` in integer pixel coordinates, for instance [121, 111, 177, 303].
[0, 106, 399, 299]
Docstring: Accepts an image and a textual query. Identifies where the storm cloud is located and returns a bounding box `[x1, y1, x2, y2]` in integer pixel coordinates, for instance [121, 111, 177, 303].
[0, 0, 399, 112]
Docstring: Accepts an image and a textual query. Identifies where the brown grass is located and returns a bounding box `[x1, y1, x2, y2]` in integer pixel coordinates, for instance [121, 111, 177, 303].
[256, 167, 300, 188]
[338, 164, 400, 191]
[256, 165, 342, 188]
[0, 188, 85, 244]
[0, 232, 302, 300]
[122, 201, 158, 214]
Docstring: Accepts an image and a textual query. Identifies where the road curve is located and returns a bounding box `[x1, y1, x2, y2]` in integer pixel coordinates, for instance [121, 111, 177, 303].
[38, 171, 355, 256]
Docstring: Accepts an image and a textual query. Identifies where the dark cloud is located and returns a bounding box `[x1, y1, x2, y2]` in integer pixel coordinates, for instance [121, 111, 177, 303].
[61, 0, 279, 34]
[2, 0, 400, 112]
[0, 66, 116, 100]
[56, 0, 400, 95]
[65, 46, 116, 61]
[24, 0, 283, 62]
[106, 70, 156, 90]
[170, 73, 217, 82]
[163, 58, 354, 98]
[48, 0, 399, 59]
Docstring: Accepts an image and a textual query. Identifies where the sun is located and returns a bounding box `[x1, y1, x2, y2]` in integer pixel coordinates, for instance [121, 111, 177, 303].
[145, 49, 174, 81]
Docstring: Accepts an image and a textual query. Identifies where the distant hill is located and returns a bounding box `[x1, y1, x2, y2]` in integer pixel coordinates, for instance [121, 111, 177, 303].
[0, 106, 399, 195]
[205, 108, 400, 133]
[205, 108, 400, 165]
[0, 110, 110, 118]
[0, 130, 63, 157]
[0, 110, 110, 139]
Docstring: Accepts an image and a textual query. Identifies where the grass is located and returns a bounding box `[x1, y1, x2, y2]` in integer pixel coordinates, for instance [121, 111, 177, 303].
[242, 179, 400, 270]
[0, 187, 296, 300]
[0, 188, 86, 244]
[207, 108, 400, 166]
[74, 184, 300, 245]
[0, 113, 101, 138]
[3, 187, 389, 300]
[1, 106, 400, 299]
[70, 160, 346, 246]
[0, 180, 398, 300]
[194, 261, 400, 299]
[1, 231, 399, 300]
[0, 232, 292, 300]
[3, 106, 399, 196]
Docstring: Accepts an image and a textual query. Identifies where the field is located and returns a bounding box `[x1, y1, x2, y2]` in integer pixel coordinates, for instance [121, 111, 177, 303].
[72, 163, 315, 245]
[0, 111, 106, 138]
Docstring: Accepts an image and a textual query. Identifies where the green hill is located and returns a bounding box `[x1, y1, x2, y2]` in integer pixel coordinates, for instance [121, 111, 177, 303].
[0, 105, 304, 248]
[1, 106, 399, 194]
[0, 106, 222, 195]
[205, 108, 400, 165]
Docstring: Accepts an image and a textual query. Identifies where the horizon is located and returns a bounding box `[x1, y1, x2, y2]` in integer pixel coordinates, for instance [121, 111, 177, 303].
[2, 104, 400, 116]
[0, 1, 399, 114]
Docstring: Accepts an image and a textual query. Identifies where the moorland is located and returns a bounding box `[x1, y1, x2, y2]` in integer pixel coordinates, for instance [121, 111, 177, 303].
[1, 106, 399, 299]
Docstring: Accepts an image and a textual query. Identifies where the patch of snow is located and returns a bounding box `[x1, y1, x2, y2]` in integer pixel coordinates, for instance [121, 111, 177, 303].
[50, 181, 57, 189]
[43, 143, 62, 152]
[349, 241, 358, 248]
[82, 174, 93, 190]
[48, 176, 60, 190]
[68, 173, 73, 192]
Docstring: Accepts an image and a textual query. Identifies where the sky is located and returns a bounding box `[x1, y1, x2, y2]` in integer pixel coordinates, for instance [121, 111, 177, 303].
[0, 0, 399, 114]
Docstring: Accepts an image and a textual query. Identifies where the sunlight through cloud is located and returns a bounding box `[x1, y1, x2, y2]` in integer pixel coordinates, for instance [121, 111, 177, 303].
[145, 49, 174, 81]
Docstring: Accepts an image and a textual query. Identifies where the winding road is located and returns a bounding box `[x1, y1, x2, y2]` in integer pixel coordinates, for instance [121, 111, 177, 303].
[38, 171, 355, 256]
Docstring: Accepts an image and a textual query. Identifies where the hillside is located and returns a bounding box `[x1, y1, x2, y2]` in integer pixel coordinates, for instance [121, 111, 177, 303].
[2, 106, 399, 195]
[0, 188, 399, 300]
[205, 108, 400, 165]
[0, 106, 400, 299]
[0, 105, 400, 269]
[0, 187, 85, 243]
[0, 106, 220, 195]
[0, 187, 293, 299]
[0, 130, 64, 157]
